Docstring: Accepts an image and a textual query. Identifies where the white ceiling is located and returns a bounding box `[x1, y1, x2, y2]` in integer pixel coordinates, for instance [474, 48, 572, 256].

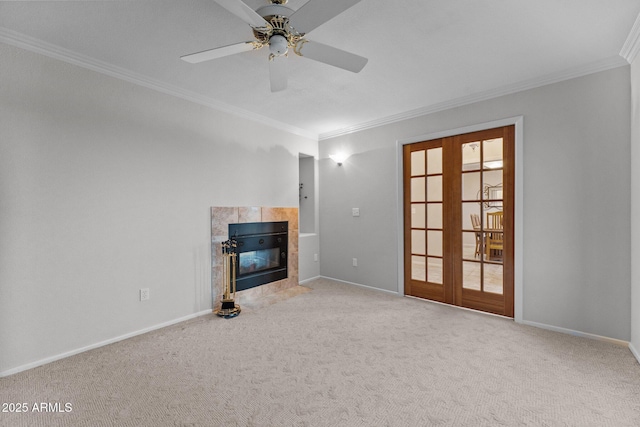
[1, 0, 639, 140]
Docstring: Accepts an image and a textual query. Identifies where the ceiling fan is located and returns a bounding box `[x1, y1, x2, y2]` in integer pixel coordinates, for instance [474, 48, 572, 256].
[180, 0, 368, 92]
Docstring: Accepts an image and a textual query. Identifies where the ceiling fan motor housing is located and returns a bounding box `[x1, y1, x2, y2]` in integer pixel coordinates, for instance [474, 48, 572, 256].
[253, 3, 304, 57]
[256, 4, 293, 20]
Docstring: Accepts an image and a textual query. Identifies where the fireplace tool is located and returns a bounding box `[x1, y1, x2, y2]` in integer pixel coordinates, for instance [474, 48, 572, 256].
[215, 238, 241, 318]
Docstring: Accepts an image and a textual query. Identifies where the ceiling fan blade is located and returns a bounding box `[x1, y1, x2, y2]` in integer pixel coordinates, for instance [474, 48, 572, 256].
[181, 41, 255, 64]
[213, 0, 269, 28]
[289, 0, 362, 34]
[269, 54, 288, 92]
[295, 40, 367, 73]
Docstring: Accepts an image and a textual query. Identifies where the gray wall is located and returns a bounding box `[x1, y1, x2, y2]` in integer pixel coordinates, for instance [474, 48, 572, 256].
[631, 55, 640, 357]
[319, 66, 631, 341]
[299, 234, 320, 281]
[298, 155, 321, 282]
[0, 43, 317, 374]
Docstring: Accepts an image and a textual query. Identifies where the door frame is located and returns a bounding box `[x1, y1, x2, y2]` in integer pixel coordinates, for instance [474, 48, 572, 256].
[395, 116, 524, 322]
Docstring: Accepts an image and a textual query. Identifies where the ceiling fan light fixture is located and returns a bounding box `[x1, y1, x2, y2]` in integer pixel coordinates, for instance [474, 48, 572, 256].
[181, 0, 368, 91]
[269, 34, 289, 56]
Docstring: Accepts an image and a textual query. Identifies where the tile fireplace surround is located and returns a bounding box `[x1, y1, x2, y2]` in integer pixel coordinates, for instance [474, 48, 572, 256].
[211, 206, 299, 311]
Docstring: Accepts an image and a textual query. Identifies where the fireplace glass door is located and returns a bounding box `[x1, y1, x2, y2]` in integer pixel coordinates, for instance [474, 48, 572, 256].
[229, 221, 288, 291]
[239, 248, 281, 275]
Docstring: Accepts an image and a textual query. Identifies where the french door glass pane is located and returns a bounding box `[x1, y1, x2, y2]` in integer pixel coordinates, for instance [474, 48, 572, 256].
[462, 261, 481, 290]
[411, 230, 425, 255]
[484, 263, 503, 294]
[483, 169, 503, 208]
[426, 176, 442, 202]
[462, 172, 481, 201]
[483, 213, 503, 263]
[483, 138, 503, 169]
[484, 210, 503, 229]
[483, 169, 503, 186]
[462, 202, 481, 230]
[426, 203, 442, 229]
[427, 257, 443, 284]
[411, 203, 425, 228]
[411, 255, 426, 281]
[462, 142, 481, 171]
[411, 150, 425, 176]
[462, 231, 479, 260]
[427, 147, 443, 174]
[411, 177, 425, 202]
[427, 230, 442, 257]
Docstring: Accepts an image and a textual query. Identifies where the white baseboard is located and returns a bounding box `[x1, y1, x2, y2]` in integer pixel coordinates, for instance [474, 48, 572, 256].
[299, 275, 321, 285]
[317, 277, 633, 351]
[319, 276, 400, 296]
[0, 309, 212, 378]
[629, 342, 640, 364]
[519, 319, 630, 347]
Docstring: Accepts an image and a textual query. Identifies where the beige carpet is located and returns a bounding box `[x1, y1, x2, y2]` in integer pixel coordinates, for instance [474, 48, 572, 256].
[1, 278, 639, 426]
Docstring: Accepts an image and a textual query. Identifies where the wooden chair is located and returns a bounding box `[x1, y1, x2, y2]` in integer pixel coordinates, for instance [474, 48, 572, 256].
[486, 211, 503, 229]
[485, 211, 503, 260]
[470, 214, 482, 258]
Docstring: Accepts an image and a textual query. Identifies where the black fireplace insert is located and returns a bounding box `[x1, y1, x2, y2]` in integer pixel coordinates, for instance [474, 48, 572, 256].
[228, 221, 288, 291]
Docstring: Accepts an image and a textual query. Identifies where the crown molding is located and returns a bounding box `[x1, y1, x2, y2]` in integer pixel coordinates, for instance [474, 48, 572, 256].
[319, 55, 628, 140]
[2, 25, 632, 144]
[621, 12, 640, 63]
[0, 26, 319, 141]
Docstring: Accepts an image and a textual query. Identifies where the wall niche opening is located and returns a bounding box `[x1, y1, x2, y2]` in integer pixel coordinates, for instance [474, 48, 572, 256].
[299, 153, 315, 234]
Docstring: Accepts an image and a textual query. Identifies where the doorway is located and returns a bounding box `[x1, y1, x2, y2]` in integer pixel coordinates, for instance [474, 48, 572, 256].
[403, 125, 514, 317]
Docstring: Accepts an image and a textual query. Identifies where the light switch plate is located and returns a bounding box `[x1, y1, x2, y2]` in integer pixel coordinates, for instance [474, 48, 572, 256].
[352, 208, 360, 217]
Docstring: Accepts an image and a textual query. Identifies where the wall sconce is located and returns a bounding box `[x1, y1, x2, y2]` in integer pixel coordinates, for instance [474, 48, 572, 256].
[329, 153, 349, 166]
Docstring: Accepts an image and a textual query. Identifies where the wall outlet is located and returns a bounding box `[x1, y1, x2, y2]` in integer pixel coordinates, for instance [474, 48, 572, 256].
[140, 288, 150, 301]
[352, 258, 358, 267]
[314, 253, 318, 262]
[352, 208, 360, 217]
